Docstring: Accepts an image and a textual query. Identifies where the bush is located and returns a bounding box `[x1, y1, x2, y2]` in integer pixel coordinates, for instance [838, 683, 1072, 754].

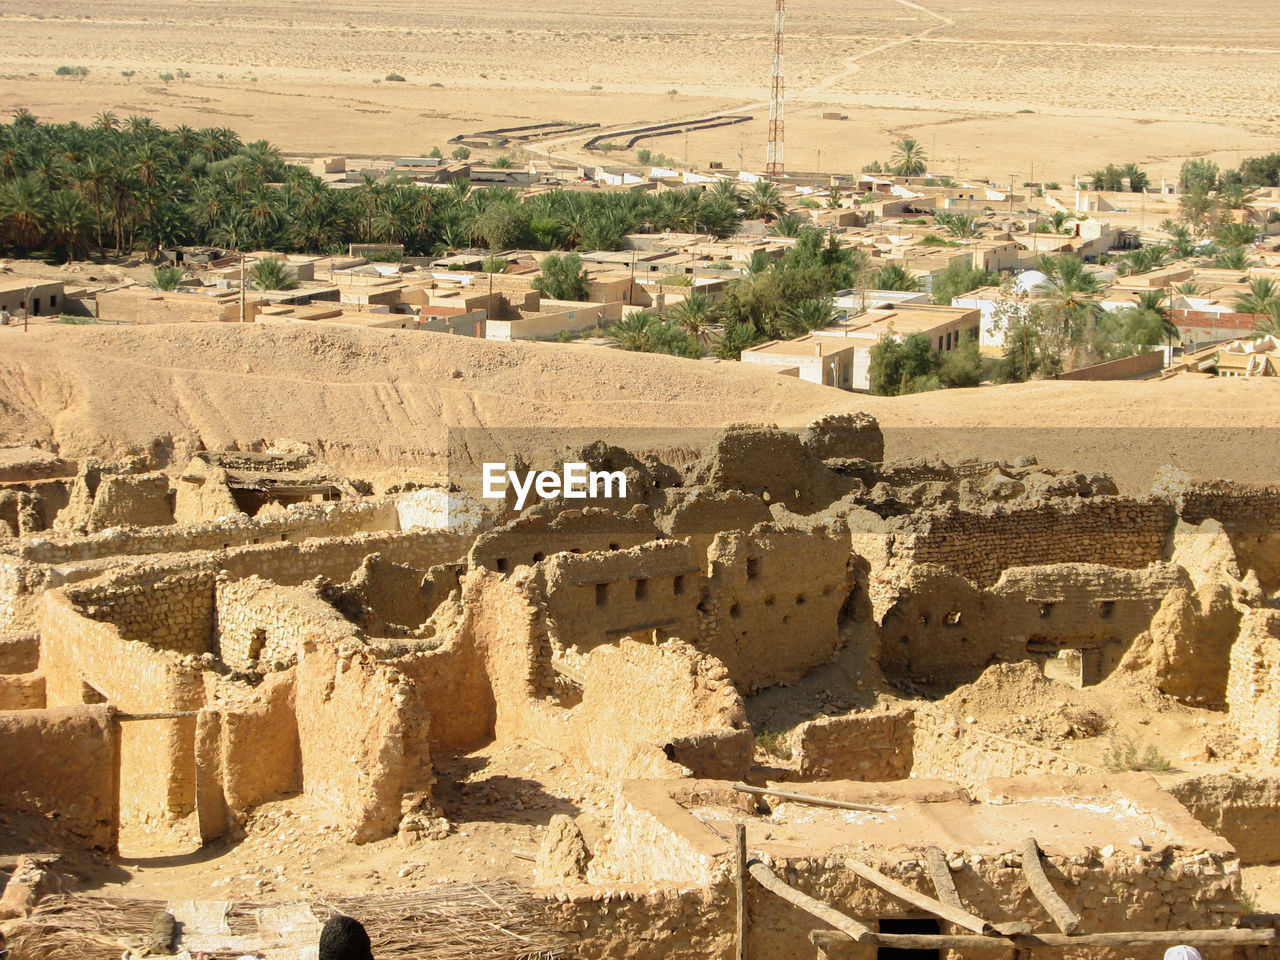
[1103, 735, 1172, 772]
[451, 145, 471, 161]
[159, 72, 175, 83]
[533, 252, 588, 301]
[385, 73, 406, 82]
[755, 729, 791, 760]
[54, 65, 89, 78]
[250, 256, 299, 291]
[148, 264, 187, 291]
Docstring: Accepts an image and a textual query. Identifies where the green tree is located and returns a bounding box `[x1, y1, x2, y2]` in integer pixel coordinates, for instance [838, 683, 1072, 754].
[250, 256, 299, 290]
[932, 260, 995, 306]
[743, 180, 786, 221]
[148, 264, 187, 290]
[889, 137, 927, 177]
[1235, 277, 1280, 315]
[871, 262, 921, 292]
[665, 289, 714, 347]
[868, 332, 937, 395]
[533, 252, 588, 301]
[934, 211, 980, 238]
[45, 189, 95, 261]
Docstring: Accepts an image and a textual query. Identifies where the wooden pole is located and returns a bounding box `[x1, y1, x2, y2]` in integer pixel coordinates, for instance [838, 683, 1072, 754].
[1020, 838, 1080, 935]
[747, 860, 876, 944]
[811, 928, 1276, 952]
[844, 859, 997, 935]
[735, 823, 747, 960]
[922, 845, 964, 911]
[732, 783, 888, 814]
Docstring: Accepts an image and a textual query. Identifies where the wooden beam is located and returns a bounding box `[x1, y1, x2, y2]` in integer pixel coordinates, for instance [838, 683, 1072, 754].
[735, 823, 747, 960]
[1020, 838, 1080, 936]
[114, 710, 199, 722]
[747, 860, 876, 944]
[812, 927, 1276, 952]
[923, 845, 964, 911]
[732, 783, 888, 814]
[845, 858, 997, 935]
[923, 847, 1031, 937]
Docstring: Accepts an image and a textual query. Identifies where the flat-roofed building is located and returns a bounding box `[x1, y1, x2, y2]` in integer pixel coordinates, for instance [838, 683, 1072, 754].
[740, 335, 856, 388]
[0, 277, 64, 318]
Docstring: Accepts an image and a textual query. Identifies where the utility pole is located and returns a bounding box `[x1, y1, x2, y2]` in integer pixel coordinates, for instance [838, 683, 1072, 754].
[765, 0, 786, 176]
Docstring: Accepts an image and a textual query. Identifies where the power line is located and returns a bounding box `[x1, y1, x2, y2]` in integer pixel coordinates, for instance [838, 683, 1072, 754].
[766, 0, 785, 176]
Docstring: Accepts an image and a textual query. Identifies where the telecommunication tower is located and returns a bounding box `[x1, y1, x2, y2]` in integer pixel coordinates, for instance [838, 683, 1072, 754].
[765, 0, 785, 175]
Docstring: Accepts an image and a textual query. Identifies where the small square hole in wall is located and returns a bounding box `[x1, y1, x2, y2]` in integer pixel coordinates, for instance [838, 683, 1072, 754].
[673, 575, 685, 595]
[595, 583, 608, 606]
[635, 579, 649, 601]
[746, 556, 760, 579]
[496, 557, 510, 573]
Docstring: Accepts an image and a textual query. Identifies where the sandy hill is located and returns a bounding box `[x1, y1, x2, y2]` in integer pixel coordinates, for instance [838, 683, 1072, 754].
[1, 324, 1276, 491]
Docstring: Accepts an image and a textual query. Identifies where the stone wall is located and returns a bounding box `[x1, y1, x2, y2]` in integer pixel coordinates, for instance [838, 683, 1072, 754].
[1169, 773, 1280, 865]
[886, 498, 1175, 589]
[1169, 480, 1280, 592]
[68, 569, 216, 655]
[1226, 609, 1280, 761]
[469, 506, 660, 574]
[53, 472, 174, 534]
[214, 575, 349, 669]
[8, 496, 405, 565]
[790, 708, 914, 781]
[0, 705, 119, 850]
[295, 637, 433, 843]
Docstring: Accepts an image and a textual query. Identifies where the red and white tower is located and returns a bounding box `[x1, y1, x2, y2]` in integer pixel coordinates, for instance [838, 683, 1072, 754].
[765, 0, 786, 176]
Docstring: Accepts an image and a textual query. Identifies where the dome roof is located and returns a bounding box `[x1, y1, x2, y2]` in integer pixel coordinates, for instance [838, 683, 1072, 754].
[1014, 269, 1048, 292]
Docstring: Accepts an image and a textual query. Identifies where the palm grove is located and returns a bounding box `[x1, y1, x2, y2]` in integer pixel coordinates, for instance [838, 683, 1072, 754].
[3, 113, 1278, 389]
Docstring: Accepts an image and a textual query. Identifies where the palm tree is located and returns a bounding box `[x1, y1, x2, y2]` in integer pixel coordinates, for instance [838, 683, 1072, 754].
[1216, 221, 1259, 249]
[94, 110, 119, 132]
[607, 311, 658, 351]
[1179, 186, 1219, 235]
[0, 175, 47, 252]
[250, 256, 299, 291]
[781, 298, 836, 337]
[1212, 246, 1255, 270]
[665, 290, 714, 347]
[744, 180, 786, 221]
[1254, 304, 1280, 338]
[148, 264, 187, 290]
[45, 188, 95, 261]
[1035, 253, 1102, 358]
[935, 211, 979, 238]
[889, 137, 927, 177]
[871, 262, 921, 292]
[1173, 281, 1207, 297]
[1235, 278, 1280, 316]
[767, 212, 803, 238]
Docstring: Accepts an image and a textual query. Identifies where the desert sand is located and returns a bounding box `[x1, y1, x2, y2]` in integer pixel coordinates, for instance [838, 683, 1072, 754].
[2, 322, 1277, 493]
[1, 0, 1278, 181]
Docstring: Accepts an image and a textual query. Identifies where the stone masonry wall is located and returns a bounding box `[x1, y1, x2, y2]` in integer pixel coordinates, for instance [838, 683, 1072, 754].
[790, 709, 915, 781]
[899, 498, 1175, 588]
[214, 574, 351, 669]
[68, 569, 216, 655]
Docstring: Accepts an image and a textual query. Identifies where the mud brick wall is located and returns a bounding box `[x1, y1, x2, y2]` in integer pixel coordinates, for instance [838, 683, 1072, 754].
[1226, 610, 1280, 761]
[901, 498, 1175, 588]
[791, 709, 914, 781]
[1169, 774, 1280, 865]
[0, 671, 45, 709]
[0, 706, 119, 850]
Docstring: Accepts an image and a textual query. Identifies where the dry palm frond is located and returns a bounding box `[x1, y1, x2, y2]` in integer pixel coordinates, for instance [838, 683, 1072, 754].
[9, 895, 168, 960]
[16, 882, 566, 960]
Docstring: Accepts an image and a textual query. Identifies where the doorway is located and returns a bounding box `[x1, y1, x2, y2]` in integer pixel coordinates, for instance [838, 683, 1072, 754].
[877, 917, 940, 960]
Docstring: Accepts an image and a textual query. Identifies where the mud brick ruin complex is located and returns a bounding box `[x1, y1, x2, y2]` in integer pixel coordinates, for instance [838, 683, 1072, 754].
[2, 415, 1280, 958]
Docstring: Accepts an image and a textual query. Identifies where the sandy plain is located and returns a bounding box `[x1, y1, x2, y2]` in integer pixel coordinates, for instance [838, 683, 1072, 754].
[0, 0, 1278, 182]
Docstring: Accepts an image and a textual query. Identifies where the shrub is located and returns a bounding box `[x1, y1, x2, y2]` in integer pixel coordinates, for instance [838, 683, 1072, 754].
[54, 65, 89, 78]
[451, 146, 471, 161]
[385, 73, 406, 82]
[1103, 735, 1172, 772]
[159, 72, 175, 83]
[148, 264, 187, 291]
[249, 256, 299, 291]
[755, 729, 791, 760]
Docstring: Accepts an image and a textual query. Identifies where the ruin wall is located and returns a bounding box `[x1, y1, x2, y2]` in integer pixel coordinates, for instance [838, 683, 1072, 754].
[790, 709, 914, 781]
[1225, 609, 1280, 761]
[214, 575, 349, 669]
[0, 705, 119, 850]
[894, 498, 1175, 588]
